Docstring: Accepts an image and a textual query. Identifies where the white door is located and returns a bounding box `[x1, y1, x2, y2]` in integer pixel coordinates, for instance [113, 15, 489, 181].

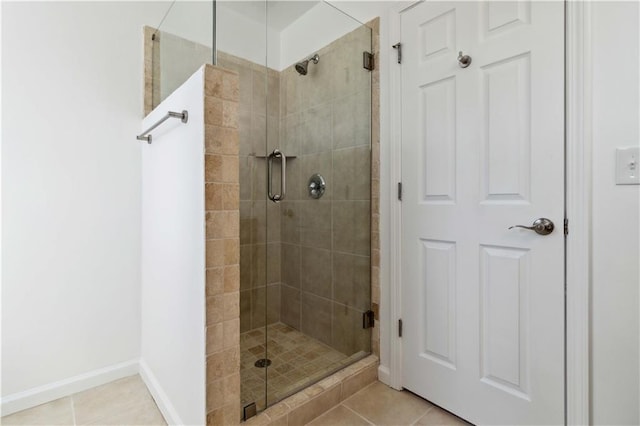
[400, 2, 564, 425]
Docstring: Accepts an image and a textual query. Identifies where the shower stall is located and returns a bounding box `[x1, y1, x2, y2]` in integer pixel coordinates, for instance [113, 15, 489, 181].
[216, 2, 374, 415]
[143, 0, 374, 421]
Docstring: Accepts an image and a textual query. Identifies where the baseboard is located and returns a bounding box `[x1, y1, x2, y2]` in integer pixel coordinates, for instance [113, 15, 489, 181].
[1, 359, 139, 416]
[139, 359, 183, 426]
[377, 364, 392, 387]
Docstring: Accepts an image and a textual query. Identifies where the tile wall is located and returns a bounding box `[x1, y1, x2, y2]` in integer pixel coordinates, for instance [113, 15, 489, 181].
[143, 26, 154, 115]
[203, 65, 242, 425]
[215, 24, 376, 358]
[216, 52, 283, 334]
[278, 25, 372, 356]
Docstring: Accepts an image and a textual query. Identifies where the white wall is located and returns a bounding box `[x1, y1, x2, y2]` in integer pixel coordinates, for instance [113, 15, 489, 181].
[590, 2, 640, 424]
[0, 0, 203, 414]
[140, 68, 206, 426]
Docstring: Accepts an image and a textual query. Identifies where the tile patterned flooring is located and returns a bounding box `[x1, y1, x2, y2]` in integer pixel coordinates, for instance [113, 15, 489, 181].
[241, 323, 367, 411]
[310, 382, 471, 426]
[1, 367, 470, 426]
[1, 375, 165, 426]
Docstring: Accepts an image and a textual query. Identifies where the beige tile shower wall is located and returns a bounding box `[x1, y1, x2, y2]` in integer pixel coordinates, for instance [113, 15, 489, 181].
[152, 31, 161, 111]
[203, 65, 242, 425]
[217, 52, 282, 335]
[143, 26, 154, 116]
[279, 25, 373, 357]
[160, 32, 212, 106]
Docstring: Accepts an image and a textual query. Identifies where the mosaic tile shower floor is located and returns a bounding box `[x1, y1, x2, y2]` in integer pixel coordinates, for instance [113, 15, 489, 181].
[241, 323, 367, 412]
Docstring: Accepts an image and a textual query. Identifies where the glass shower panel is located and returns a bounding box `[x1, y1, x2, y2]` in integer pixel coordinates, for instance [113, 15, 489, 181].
[147, 1, 215, 111]
[215, 0, 270, 416]
[265, 0, 372, 408]
[219, 0, 373, 418]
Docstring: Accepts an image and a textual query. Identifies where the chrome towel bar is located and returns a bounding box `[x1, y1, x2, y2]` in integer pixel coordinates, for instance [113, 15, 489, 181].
[137, 110, 188, 144]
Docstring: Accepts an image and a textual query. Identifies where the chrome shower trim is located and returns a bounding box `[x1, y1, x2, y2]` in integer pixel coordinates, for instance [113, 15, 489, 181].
[295, 53, 320, 75]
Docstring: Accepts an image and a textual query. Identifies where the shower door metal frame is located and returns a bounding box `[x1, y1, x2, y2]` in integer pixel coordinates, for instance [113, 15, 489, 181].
[384, 1, 592, 425]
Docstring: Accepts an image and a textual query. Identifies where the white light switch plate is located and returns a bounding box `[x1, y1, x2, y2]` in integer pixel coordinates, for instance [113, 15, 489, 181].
[616, 147, 640, 185]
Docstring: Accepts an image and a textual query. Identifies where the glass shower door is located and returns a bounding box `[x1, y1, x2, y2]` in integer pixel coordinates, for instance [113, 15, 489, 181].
[263, 0, 373, 408]
[218, 0, 373, 418]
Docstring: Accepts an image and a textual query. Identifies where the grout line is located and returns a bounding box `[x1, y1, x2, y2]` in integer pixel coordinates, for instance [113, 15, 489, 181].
[341, 403, 376, 425]
[408, 405, 433, 425]
[342, 381, 377, 406]
[70, 395, 77, 426]
[343, 381, 434, 426]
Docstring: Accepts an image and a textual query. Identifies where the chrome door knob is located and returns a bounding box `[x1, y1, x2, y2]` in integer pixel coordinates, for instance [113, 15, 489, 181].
[509, 218, 554, 235]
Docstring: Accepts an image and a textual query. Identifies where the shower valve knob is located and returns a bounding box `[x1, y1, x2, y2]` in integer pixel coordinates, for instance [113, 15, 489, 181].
[308, 174, 326, 199]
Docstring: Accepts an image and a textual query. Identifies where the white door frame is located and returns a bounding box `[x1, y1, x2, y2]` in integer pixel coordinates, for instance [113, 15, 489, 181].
[384, 1, 592, 424]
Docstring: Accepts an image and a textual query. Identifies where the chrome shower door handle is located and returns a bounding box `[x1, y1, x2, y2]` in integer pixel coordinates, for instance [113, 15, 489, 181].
[279, 150, 286, 201]
[509, 218, 555, 235]
[267, 149, 279, 202]
[267, 149, 286, 203]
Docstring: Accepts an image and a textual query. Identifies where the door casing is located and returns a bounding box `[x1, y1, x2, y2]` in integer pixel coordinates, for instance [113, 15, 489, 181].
[381, 1, 592, 424]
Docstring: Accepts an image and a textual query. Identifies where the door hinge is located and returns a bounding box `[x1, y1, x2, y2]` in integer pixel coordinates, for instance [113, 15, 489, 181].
[398, 319, 403, 337]
[363, 310, 375, 329]
[564, 218, 569, 236]
[243, 402, 257, 421]
[363, 51, 374, 71]
[397, 182, 403, 201]
[392, 42, 402, 64]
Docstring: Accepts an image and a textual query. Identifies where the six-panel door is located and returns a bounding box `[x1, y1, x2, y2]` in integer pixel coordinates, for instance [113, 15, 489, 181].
[400, 2, 565, 424]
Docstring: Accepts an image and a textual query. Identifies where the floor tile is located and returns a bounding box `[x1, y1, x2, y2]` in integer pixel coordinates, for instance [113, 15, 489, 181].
[343, 382, 432, 426]
[73, 375, 156, 425]
[242, 322, 362, 410]
[414, 406, 471, 426]
[1, 397, 73, 425]
[307, 405, 372, 426]
[86, 401, 167, 426]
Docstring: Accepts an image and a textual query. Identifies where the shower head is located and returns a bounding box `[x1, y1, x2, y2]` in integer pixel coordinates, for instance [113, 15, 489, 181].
[295, 54, 319, 76]
[295, 61, 309, 76]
